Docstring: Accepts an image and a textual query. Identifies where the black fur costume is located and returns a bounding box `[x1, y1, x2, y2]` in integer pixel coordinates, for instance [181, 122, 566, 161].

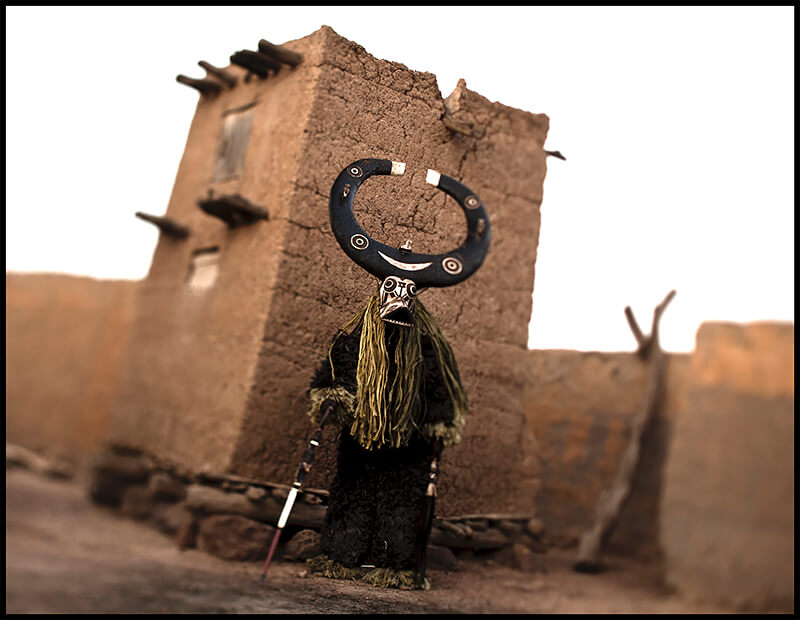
[305, 294, 467, 590]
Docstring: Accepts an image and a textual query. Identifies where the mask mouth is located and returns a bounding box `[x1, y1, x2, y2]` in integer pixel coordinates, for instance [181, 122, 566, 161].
[379, 302, 414, 327]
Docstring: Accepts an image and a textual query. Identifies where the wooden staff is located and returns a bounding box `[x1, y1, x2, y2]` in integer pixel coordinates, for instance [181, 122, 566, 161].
[414, 438, 444, 584]
[260, 400, 336, 583]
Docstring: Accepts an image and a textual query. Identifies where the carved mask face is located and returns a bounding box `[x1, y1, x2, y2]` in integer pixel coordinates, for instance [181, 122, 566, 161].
[378, 276, 417, 327]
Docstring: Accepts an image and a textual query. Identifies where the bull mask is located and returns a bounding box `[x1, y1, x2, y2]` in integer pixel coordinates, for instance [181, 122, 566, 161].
[329, 158, 491, 325]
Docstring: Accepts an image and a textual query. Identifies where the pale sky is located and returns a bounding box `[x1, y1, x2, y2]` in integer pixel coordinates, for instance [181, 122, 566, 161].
[5, 6, 794, 352]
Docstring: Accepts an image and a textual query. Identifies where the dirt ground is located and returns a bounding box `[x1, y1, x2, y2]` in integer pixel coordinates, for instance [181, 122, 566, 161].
[5, 468, 726, 614]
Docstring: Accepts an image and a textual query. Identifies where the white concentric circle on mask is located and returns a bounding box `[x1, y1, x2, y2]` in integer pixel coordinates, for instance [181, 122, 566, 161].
[442, 256, 463, 275]
[350, 233, 369, 250]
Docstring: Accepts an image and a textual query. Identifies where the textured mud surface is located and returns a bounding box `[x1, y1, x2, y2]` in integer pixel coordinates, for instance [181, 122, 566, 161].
[5, 469, 726, 614]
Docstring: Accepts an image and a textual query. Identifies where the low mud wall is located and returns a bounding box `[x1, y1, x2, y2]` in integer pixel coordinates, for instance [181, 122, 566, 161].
[524, 321, 793, 612]
[5, 272, 139, 469]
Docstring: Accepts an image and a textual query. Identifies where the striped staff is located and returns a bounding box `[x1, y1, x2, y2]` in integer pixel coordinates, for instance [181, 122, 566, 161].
[260, 400, 336, 583]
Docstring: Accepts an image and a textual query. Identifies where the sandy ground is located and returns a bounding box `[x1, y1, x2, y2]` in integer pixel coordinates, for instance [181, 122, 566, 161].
[5, 468, 726, 614]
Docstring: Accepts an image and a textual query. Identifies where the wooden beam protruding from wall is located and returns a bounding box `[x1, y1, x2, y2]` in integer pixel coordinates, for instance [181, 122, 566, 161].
[198, 60, 237, 89]
[257, 39, 303, 67]
[197, 194, 269, 229]
[175, 74, 223, 96]
[135, 212, 191, 239]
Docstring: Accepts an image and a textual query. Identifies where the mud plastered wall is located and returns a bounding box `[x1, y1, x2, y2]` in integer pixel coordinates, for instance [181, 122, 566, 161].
[524, 321, 793, 612]
[523, 348, 689, 557]
[6, 273, 139, 466]
[229, 26, 550, 517]
[660, 322, 794, 612]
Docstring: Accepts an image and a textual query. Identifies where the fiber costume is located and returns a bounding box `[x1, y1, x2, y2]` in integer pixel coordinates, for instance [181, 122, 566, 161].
[306, 158, 491, 589]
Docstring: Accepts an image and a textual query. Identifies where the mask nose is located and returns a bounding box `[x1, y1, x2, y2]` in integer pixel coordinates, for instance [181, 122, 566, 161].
[379, 301, 414, 327]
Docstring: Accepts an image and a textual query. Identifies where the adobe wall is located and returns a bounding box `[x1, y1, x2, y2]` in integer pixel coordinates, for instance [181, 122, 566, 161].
[228, 26, 550, 518]
[524, 321, 794, 612]
[523, 347, 690, 557]
[5, 273, 138, 467]
[660, 322, 794, 612]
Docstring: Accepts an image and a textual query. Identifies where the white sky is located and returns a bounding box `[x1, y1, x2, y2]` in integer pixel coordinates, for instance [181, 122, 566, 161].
[5, 6, 794, 352]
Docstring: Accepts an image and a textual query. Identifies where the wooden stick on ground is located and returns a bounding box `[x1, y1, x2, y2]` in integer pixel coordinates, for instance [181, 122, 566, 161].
[574, 290, 676, 572]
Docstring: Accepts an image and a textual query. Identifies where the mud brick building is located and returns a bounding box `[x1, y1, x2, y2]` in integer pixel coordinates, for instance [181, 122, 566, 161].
[108, 26, 550, 516]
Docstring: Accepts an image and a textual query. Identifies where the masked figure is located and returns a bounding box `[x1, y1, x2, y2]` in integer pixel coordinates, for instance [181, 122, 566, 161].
[306, 159, 491, 589]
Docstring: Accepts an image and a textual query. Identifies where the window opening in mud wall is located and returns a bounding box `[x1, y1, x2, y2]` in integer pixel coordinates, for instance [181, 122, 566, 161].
[187, 247, 220, 291]
[213, 105, 254, 182]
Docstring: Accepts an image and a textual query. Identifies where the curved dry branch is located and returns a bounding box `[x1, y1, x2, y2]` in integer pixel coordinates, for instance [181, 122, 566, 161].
[574, 290, 676, 572]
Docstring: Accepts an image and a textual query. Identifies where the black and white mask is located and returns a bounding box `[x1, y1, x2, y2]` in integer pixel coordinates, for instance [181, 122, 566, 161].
[378, 276, 418, 327]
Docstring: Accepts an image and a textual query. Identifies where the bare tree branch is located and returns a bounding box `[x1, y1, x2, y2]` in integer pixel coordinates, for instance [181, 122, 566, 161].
[650, 289, 676, 347]
[574, 290, 676, 572]
[624, 305, 648, 357]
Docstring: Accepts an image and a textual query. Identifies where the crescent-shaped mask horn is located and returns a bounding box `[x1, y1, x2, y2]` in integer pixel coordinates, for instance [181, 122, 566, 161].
[328, 158, 491, 288]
